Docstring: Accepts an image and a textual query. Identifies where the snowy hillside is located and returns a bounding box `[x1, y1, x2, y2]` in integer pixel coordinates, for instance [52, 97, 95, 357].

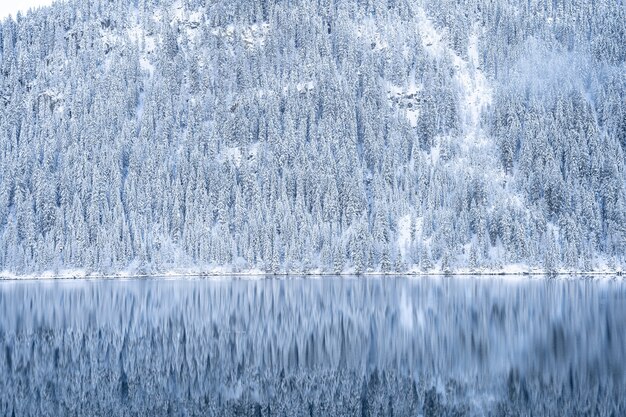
[0, 0, 624, 277]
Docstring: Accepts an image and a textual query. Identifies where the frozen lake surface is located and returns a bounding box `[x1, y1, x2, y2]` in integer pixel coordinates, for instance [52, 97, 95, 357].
[1, 276, 625, 416]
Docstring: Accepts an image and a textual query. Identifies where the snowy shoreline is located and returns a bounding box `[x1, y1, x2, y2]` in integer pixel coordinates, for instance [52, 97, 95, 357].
[1, 268, 623, 281]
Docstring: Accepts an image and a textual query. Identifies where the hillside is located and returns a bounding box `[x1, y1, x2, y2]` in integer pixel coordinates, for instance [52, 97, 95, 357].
[0, 0, 625, 276]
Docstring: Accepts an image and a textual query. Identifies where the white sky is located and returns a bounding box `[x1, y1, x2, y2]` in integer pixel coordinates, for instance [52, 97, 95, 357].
[0, 0, 56, 19]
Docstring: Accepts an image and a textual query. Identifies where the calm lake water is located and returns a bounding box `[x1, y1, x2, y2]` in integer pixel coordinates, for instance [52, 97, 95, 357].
[0, 276, 624, 416]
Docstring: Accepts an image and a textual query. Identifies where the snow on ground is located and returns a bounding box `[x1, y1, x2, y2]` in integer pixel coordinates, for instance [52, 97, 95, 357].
[1, 267, 623, 280]
[220, 142, 260, 167]
[296, 81, 315, 94]
[242, 23, 271, 47]
[406, 108, 419, 128]
[462, 29, 493, 147]
[417, 9, 492, 151]
[125, 6, 158, 121]
[429, 144, 441, 165]
[386, 80, 422, 127]
[416, 8, 524, 206]
[127, 25, 156, 77]
[397, 215, 412, 258]
[222, 146, 243, 166]
[39, 89, 64, 114]
[397, 215, 423, 259]
[212, 23, 270, 48]
[256, 80, 316, 98]
[139, 54, 155, 77]
[361, 18, 421, 128]
[355, 20, 389, 51]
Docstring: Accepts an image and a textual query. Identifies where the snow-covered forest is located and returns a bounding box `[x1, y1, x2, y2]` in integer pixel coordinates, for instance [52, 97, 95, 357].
[0, 0, 624, 276]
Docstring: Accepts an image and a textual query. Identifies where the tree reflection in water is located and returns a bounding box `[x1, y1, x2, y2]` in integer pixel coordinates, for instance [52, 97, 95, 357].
[0, 276, 624, 416]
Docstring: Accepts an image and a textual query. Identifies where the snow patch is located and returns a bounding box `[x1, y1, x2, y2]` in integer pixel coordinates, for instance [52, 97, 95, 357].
[355, 21, 388, 51]
[149, 1, 204, 44]
[212, 23, 270, 48]
[220, 142, 260, 167]
[397, 215, 422, 259]
[39, 88, 65, 114]
[386, 81, 422, 127]
[222, 146, 242, 166]
[297, 81, 315, 94]
[429, 144, 441, 165]
[397, 215, 412, 258]
[417, 10, 492, 150]
[242, 23, 270, 47]
[416, 8, 527, 228]
[127, 17, 157, 77]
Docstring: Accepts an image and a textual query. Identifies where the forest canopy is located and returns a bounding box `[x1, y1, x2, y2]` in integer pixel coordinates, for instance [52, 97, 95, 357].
[0, 0, 624, 275]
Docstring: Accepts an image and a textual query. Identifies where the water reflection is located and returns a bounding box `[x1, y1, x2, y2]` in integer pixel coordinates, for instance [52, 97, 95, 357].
[0, 276, 624, 416]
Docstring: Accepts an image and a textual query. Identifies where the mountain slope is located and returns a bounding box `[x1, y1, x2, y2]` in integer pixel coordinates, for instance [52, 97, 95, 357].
[0, 0, 624, 276]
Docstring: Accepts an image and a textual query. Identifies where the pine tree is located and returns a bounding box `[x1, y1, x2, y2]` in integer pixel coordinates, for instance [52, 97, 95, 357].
[380, 245, 391, 273]
[333, 244, 344, 275]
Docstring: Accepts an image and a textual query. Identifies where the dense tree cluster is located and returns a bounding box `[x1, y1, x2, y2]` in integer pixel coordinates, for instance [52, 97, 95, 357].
[0, 0, 623, 274]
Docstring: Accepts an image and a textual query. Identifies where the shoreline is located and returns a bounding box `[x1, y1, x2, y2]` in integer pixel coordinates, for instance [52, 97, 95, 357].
[0, 269, 623, 281]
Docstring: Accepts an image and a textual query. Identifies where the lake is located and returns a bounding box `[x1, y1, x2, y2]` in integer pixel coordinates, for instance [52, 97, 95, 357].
[0, 276, 624, 416]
